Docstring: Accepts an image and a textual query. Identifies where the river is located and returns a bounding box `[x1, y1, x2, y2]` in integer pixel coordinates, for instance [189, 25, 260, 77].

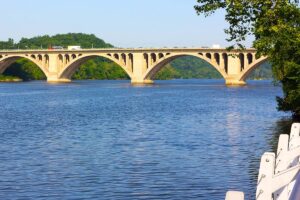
[0, 79, 291, 199]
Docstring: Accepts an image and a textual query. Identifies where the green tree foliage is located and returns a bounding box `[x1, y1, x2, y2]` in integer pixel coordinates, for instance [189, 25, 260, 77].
[0, 38, 15, 49]
[18, 33, 113, 49]
[170, 56, 222, 79]
[195, 0, 300, 118]
[154, 64, 181, 80]
[154, 56, 224, 80]
[72, 58, 129, 80]
[4, 59, 46, 80]
[277, 63, 300, 117]
[248, 62, 273, 80]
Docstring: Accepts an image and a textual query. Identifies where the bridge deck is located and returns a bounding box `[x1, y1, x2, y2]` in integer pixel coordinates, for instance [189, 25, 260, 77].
[0, 48, 257, 54]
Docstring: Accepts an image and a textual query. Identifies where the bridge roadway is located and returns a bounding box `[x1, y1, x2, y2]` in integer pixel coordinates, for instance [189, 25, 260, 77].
[0, 48, 267, 85]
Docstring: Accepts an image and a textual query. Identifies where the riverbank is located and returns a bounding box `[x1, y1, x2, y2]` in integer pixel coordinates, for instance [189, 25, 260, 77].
[0, 75, 22, 82]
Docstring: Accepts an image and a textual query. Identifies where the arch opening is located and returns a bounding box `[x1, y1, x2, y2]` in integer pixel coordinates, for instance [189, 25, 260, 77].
[247, 53, 253, 65]
[38, 55, 42, 62]
[158, 53, 164, 59]
[113, 54, 119, 60]
[65, 54, 70, 64]
[121, 53, 126, 66]
[222, 53, 228, 73]
[244, 61, 272, 81]
[206, 53, 212, 59]
[147, 55, 225, 81]
[151, 53, 157, 64]
[128, 53, 133, 72]
[239, 53, 245, 71]
[214, 53, 220, 65]
[44, 55, 49, 68]
[239, 58, 272, 81]
[0, 56, 47, 81]
[60, 55, 131, 81]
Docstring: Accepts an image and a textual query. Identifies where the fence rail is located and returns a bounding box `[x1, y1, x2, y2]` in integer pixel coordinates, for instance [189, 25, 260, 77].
[226, 123, 300, 200]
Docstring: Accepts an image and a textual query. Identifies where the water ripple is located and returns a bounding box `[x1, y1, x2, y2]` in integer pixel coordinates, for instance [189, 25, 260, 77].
[0, 80, 288, 199]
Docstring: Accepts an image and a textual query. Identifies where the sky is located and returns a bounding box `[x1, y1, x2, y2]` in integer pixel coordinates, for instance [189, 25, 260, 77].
[0, 0, 253, 48]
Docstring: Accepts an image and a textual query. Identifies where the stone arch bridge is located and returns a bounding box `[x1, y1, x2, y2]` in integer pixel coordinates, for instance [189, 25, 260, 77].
[0, 48, 267, 85]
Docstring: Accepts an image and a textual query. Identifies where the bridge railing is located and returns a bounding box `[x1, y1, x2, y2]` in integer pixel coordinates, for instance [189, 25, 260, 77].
[225, 123, 300, 200]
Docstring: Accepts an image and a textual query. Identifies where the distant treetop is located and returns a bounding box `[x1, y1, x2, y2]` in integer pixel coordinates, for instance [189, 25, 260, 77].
[0, 33, 114, 50]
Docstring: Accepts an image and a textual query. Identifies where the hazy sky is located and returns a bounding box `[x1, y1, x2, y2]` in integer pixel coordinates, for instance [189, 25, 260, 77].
[1, 0, 253, 48]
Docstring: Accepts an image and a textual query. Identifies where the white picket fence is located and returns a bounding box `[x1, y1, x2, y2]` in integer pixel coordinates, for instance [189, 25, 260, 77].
[226, 123, 300, 200]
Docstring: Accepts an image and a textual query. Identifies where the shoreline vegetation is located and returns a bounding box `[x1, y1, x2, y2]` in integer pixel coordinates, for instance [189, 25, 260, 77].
[0, 75, 22, 82]
[0, 33, 273, 81]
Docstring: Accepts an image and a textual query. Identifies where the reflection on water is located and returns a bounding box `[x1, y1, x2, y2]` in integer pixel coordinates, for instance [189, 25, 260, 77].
[0, 79, 291, 199]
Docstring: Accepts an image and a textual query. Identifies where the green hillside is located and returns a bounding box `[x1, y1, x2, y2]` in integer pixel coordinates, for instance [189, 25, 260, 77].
[0, 33, 273, 81]
[248, 62, 273, 80]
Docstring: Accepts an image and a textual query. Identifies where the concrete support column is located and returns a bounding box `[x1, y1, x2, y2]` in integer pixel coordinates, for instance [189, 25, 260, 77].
[126, 54, 133, 72]
[244, 53, 249, 69]
[131, 53, 153, 84]
[47, 54, 71, 83]
[219, 54, 225, 70]
[227, 54, 241, 76]
[225, 54, 246, 86]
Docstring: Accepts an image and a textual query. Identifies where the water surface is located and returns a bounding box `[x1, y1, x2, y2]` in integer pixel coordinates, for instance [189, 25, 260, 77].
[0, 79, 290, 199]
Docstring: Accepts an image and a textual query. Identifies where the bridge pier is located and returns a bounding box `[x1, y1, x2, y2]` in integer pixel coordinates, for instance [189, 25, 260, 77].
[225, 78, 246, 86]
[47, 76, 71, 83]
[131, 79, 154, 85]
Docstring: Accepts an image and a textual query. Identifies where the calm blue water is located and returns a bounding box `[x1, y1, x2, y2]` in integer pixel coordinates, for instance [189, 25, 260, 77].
[0, 79, 290, 199]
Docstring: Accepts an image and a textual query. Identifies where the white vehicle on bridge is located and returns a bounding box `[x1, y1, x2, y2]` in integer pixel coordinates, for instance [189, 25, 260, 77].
[68, 46, 81, 50]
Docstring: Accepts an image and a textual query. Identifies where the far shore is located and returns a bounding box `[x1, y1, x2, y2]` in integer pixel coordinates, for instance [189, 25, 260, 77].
[0, 76, 23, 82]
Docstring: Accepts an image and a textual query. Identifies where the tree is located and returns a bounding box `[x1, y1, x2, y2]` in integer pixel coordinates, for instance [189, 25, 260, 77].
[195, 0, 300, 119]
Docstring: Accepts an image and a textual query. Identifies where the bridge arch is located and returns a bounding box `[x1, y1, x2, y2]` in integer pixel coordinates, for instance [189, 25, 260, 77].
[0, 55, 49, 77]
[58, 54, 133, 80]
[143, 53, 227, 80]
[238, 57, 269, 82]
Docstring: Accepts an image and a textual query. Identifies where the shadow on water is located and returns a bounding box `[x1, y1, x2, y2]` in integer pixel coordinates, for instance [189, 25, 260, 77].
[269, 118, 294, 152]
[247, 118, 293, 199]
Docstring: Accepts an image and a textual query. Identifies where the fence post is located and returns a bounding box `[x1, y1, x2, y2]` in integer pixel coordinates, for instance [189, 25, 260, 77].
[225, 191, 244, 200]
[256, 152, 275, 200]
